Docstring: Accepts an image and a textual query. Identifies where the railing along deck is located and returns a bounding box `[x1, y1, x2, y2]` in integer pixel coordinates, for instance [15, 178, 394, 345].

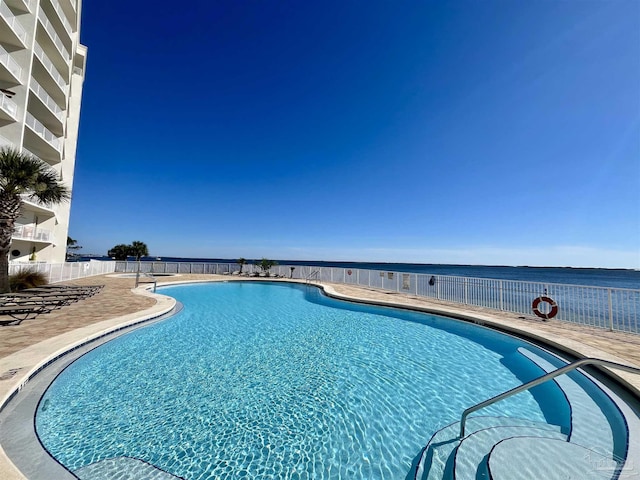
[116, 261, 640, 334]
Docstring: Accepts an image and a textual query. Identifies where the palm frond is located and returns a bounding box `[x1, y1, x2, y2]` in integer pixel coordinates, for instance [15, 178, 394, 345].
[0, 146, 69, 205]
[29, 168, 70, 205]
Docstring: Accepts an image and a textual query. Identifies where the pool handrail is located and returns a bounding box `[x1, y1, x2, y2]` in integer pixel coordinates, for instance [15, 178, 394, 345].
[459, 357, 640, 438]
[135, 272, 157, 292]
[305, 270, 320, 283]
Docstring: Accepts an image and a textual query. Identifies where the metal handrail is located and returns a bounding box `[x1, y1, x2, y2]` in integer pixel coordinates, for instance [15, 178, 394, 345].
[305, 270, 319, 283]
[459, 357, 640, 438]
[135, 272, 157, 292]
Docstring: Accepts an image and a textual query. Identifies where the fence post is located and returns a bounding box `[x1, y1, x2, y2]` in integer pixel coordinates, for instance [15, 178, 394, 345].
[464, 278, 468, 304]
[499, 280, 504, 311]
[608, 289, 614, 331]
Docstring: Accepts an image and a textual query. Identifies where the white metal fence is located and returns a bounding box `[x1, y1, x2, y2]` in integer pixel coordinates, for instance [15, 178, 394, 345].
[9, 260, 117, 283]
[116, 261, 640, 335]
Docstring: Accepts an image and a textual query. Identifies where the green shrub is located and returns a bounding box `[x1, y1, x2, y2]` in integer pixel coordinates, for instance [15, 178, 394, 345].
[9, 269, 48, 292]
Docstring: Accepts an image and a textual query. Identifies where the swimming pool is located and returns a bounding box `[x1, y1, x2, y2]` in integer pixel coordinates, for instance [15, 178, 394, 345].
[34, 282, 632, 479]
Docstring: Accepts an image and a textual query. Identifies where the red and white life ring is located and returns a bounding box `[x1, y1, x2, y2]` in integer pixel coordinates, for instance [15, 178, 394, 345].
[532, 296, 558, 320]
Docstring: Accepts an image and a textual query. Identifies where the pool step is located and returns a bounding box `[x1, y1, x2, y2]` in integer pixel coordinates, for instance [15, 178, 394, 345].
[73, 456, 184, 480]
[517, 347, 620, 458]
[415, 347, 631, 480]
[453, 425, 567, 479]
[488, 437, 620, 480]
[413, 416, 564, 480]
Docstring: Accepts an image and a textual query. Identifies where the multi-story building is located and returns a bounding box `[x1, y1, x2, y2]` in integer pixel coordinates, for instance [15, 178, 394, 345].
[0, 0, 85, 263]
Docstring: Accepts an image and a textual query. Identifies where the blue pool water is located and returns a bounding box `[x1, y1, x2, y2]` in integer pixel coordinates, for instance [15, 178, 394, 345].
[35, 282, 618, 479]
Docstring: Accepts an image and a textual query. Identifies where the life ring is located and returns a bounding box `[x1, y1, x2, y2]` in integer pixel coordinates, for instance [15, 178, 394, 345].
[532, 296, 558, 320]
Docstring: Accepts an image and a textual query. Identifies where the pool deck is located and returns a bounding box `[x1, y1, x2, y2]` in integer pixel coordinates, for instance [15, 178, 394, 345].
[1, 274, 640, 479]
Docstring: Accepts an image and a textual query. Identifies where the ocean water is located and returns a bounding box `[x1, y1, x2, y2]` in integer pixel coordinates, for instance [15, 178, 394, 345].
[83, 256, 640, 290]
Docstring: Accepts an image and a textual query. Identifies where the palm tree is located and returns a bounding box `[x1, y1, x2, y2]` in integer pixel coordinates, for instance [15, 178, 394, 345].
[107, 244, 130, 260]
[237, 257, 247, 273]
[258, 258, 277, 275]
[0, 147, 70, 293]
[66, 236, 82, 260]
[129, 240, 149, 261]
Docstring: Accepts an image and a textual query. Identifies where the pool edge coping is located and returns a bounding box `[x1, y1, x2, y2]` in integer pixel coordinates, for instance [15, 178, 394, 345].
[316, 282, 640, 397]
[0, 287, 177, 480]
[1, 277, 639, 479]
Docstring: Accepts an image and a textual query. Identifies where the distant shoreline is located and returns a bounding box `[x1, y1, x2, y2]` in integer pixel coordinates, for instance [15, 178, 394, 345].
[75, 255, 638, 272]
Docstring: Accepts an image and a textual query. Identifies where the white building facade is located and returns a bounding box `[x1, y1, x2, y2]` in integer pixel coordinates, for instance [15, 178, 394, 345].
[0, 0, 85, 263]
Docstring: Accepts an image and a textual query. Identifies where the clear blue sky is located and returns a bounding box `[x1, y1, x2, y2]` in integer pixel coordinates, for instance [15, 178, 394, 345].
[70, 0, 640, 268]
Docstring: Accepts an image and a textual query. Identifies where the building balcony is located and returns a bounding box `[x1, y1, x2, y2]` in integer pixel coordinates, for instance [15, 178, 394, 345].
[58, 0, 75, 16]
[0, 2, 28, 48]
[0, 93, 18, 122]
[0, 44, 23, 86]
[55, 0, 76, 40]
[29, 78, 65, 133]
[43, 0, 73, 36]
[33, 43, 68, 101]
[20, 195, 57, 217]
[24, 112, 62, 163]
[12, 224, 54, 244]
[22, 148, 60, 173]
[5, 0, 34, 14]
[37, 9, 71, 71]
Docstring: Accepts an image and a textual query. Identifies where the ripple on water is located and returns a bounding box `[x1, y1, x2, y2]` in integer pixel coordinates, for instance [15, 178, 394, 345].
[37, 282, 552, 479]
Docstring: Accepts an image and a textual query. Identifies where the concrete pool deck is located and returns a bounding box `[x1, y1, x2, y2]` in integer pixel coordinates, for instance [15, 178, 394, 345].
[1, 274, 639, 479]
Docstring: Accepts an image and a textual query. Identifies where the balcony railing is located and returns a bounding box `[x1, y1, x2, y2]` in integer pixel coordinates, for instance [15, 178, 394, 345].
[20, 194, 57, 216]
[58, 0, 76, 14]
[33, 43, 67, 93]
[48, 0, 73, 36]
[0, 2, 27, 45]
[30, 78, 64, 121]
[12, 224, 54, 243]
[0, 93, 18, 119]
[25, 112, 61, 151]
[38, 9, 71, 62]
[0, 44, 22, 82]
[5, 0, 35, 13]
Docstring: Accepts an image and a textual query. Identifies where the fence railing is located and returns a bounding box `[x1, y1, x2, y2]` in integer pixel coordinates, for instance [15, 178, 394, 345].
[115, 261, 640, 335]
[10, 260, 117, 283]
